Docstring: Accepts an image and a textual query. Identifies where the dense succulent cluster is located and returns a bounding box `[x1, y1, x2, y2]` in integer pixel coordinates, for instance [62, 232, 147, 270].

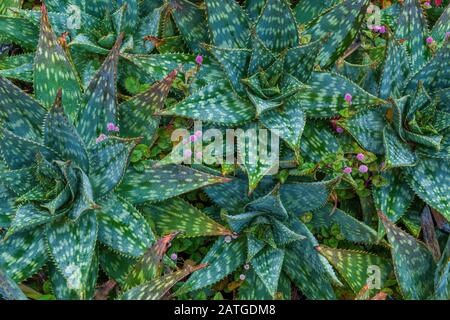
[0, 0, 449, 301]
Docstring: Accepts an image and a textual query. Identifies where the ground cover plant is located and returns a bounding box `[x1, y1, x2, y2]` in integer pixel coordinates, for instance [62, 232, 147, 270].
[0, 0, 449, 300]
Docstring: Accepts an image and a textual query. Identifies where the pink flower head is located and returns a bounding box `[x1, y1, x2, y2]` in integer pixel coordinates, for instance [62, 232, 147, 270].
[239, 274, 246, 281]
[194, 130, 202, 138]
[336, 127, 344, 134]
[189, 135, 198, 143]
[426, 36, 434, 45]
[424, 1, 431, 8]
[195, 151, 202, 159]
[343, 167, 353, 174]
[244, 264, 250, 270]
[435, 0, 442, 6]
[95, 134, 107, 144]
[373, 25, 381, 33]
[344, 93, 353, 104]
[356, 153, 365, 161]
[359, 165, 369, 173]
[224, 235, 232, 243]
[107, 122, 119, 132]
[170, 253, 178, 261]
[183, 150, 192, 158]
[195, 55, 203, 65]
[446, 32, 450, 40]
[379, 26, 386, 34]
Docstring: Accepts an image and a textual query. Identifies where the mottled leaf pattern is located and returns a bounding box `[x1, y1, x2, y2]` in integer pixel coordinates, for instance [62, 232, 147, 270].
[251, 247, 284, 297]
[0, 267, 27, 300]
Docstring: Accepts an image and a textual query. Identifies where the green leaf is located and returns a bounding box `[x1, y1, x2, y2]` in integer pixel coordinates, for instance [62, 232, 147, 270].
[435, 236, 450, 300]
[158, 80, 256, 125]
[246, 185, 288, 221]
[119, 70, 177, 144]
[301, 123, 339, 162]
[298, 72, 383, 118]
[379, 39, 410, 99]
[34, 5, 82, 118]
[238, 269, 272, 300]
[46, 213, 97, 295]
[144, 198, 231, 238]
[251, 247, 284, 297]
[0, 267, 27, 300]
[0, 53, 33, 82]
[0, 16, 39, 50]
[67, 168, 97, 220]
[97, 194, 154, 258]
[0, 76, 45, 139]
[99, 246, 136, 285]
[285, 39, 324, 83]
[379, 212, 436, 299]
[44, 90, 89, 172]
[405, 156, 450, 219]
[394, 0, 428, 72]
[122, 264, 207, 300]
[5, 204, 57, 239]
[205, 0, 250, 49]
[0, 0, 21, 15]
[204, 176, 253, 212]
[0, 166, 37, 196]
[180, 237, 246, 292]
[304, 0, 370, 67]
[89, 137, 137, 197]
[0, 228, 47, 282]
[431, 4, 450, 44]
[116, 162, 230, 204]
[317, 246, 392, 294]
[77, 34, 122, 147]
[294, 0, 339, 25]
[383, 125, 417, 168]
[122, 232, 177, 291]
[255, 0, 299, 52]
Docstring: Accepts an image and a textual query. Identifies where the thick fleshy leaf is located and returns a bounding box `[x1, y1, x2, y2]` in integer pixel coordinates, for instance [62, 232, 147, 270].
[251, 247, 284, 297]
[180, 237, 246, 292]
[67, 168, 97, 220]
[435, 236, 450, 300]
[0, 228, 47, 282]
[379, 39, 410, 99]
[255, 0, 299, 52]
[169, 0, 209, 53]
[394, 0, 428, 72]
[34, 5, 82, 117]
[420, 206, 441, 262]
[246, 185, 288, 221]
[204, 176, 253, 212]
[298, 72, 383, 118]
[134, 6, 163, 53]
[0, 17, 39, 50]
[89, 137, 137, 197]
[158, 80, 256, 125]
[304, 0, 370, 67]
[317, 246, 392, 294]
[285, 39, 323, 83]
[44, 90, 89, 172]
[0, 166, 37, 196]
[383, 125, 417, 168]
[0, 267, 27, 300]
[0, 53, 33, 82]
[380, 212, 436, 299]
[301, 123, 340, 163]
[271, 218, 306, 245]
[116, 162, 230, 204]
[97, 195, 154, 258]
[205, 0, 250, 49]
[46, 213, 97, 294]
[144, 198, 231, 238]
[119, 70, 177, 144]
[0, 76, 45, 139]
[5, 204, 57, 239]
[405, 156, 450, 219]
[238, 269, 272, 300]
[342, 109, 385, 155]
[122, 264, 207, 300]
[77, 34, 122, 147]
[99, 246, 136, 286]
[247, 35, 276, 75]
[431, 4, 450, 43]
[294, 0, 340, 25]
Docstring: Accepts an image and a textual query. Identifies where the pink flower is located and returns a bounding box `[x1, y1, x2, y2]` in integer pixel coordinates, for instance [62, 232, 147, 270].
[379, 26, 386, 34]
[344, 93, 352, 104]
[343, 167, 353, 174]
[244, 264, 250, 270]
[426, 37, 434, 44]
[239, 274, 246, 281]
[336, 127, 344, 134]
[359, 165, 369, 173]
[373, 25, 381, 33]
[170, 253, 178, 261]
[195, 55, 203, 65]
[95, 134, 107, 143]
[107, 122, 120, 132]
[224, 235, 232, 243]
[184, 150, 192, 158]
[356, 153, 365, 161]
[424, 1, 431, 8]
[189, 135, 198, 143]
[195, 151, 202, 159]
[435, 0, 442, 6]
[194, 130, 202, 138]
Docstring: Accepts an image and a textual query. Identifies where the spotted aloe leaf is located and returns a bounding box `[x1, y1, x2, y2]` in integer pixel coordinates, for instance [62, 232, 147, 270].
[205, 0, 250, 49]
[294, 0, 340, 25]
[435, 236, 450, 300]
[251, 247, 284, 297]
[300, 123, 339, 163]
[34, 5, 82, 117]
[144, 198, 231, 238]
[121, 232, 178, 291]
[0, 228, 47, 282]
[157, 80, 256, 125]
[298, 72, 384, 118]
[0, 53, 33, 82]
[431, 4, 450, 43]
[405, 156, 450, 219]
[0, 76, 45, 139]
[379, 212, 436, 299]
[0, 16, 39, 50]
[394, 0, 429, 73]
[97, 195, 154, 258]
[180, 237, 246, 292]
[383, 125, 417, 168]
[0, 267, 27, 300]
[317, 246, 392, 294]
[119, 69, 178, 144]
[121, 263, 207, 300]
[246, 185, 288, 221]
[5, 204, 58, 239]
[46, 213, 97, 296]
[238, 269, 272, 300]
[304, 0, 370, 67]
[116, 161, 231, 204]
[99, 247, 136, 286]
[285, 39, 324, 83]
[77, 33, 123, 147]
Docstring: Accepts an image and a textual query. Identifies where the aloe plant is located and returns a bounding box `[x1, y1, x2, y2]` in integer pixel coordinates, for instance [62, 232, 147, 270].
[0, 6, 228, 300]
